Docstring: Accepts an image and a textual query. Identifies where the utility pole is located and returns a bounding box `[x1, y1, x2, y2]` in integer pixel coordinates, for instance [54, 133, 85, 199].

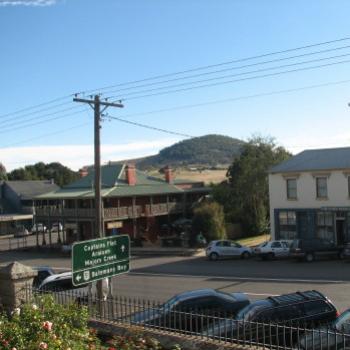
[73, 95, 124, 304]
[73, 95, 123, 238]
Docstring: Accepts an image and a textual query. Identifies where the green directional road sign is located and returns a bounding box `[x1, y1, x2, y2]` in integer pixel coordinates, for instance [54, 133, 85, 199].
[72, 234, 130, 286]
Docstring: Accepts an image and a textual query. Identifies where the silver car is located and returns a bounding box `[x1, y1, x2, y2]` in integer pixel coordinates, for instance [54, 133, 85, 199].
[206, 240, 252, 261]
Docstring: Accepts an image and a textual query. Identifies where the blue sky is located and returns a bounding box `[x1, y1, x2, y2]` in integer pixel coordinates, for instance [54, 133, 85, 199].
[1, 0, 350, 170]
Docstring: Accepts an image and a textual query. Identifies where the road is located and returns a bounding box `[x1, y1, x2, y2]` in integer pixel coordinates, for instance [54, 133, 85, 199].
[0, 250, 349, 310]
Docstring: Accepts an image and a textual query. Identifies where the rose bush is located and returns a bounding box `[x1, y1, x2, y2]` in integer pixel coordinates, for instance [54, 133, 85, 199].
[0, 295, 101, 350]
[0, 296, 182, 350]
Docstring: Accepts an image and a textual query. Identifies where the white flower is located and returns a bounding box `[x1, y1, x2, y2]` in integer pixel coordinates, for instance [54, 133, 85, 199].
[12, 307, 20, 316]
[32, 304, 38, 310]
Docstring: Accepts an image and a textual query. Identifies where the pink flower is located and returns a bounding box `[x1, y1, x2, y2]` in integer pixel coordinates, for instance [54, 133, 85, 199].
[11, 348, 17, 350]
[39, 342, 48, 349]
[42, 321, 53, 331]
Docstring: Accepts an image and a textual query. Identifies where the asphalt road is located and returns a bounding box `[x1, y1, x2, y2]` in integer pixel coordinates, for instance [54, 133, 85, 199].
[0, 250, 349, 310]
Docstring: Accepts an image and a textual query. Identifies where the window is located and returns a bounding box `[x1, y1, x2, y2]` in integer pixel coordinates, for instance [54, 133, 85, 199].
[303, 301, 332, 316]
[278, 211, 297, 239]
[316, 177, 328, 198]
[286, 178, 297, 199]
[316, 212, 334, 242]
[271, 242, 282, 248]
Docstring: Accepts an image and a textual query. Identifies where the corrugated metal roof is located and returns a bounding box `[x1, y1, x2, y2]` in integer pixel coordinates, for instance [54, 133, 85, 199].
[65, 164, 124, 189]
[270, 147, 350, 173]
[4, 180, 59, 199]
[35, 164, 209, 199]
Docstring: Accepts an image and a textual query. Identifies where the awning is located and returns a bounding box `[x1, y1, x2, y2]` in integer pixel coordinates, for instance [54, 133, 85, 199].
[0, 214, 33, 222]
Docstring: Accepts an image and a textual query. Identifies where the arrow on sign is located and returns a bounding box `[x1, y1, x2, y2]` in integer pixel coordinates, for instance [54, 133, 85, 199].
[121, 245, 125, 253]
[76, 274, 82, 282]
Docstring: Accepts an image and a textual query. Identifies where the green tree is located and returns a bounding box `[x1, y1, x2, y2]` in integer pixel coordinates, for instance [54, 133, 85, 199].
[214, 136, 291, 236]
[192, 201, 226, 242]
[7, 162, 79, 187]
[0, 163, 7, 180]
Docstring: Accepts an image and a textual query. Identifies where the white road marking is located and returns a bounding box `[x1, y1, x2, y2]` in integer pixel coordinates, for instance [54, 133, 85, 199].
[128, 271, 348, 284]
[244, 292, 280, 297]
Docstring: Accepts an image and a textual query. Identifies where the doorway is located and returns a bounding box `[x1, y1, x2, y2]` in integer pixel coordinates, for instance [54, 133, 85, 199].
[336, 219, 345, 245]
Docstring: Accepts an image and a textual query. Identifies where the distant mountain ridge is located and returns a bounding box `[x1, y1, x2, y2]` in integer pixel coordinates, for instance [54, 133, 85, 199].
[123, 134, 245, 169]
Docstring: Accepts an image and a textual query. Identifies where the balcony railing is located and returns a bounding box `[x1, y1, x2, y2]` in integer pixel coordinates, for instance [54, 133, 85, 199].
[35, 202, 184, 220]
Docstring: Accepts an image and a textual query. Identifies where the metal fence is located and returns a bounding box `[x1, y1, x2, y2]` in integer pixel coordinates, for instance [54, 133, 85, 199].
[8, 236, 28, 250]
[28, 288, 350, 350]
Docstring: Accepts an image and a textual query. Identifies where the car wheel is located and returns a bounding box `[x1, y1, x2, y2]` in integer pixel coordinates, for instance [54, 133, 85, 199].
[209, 252, 219, 261]
[267, 252, 275, 260]
[305, 252, 314, 262]
[241, 251, 251, 259]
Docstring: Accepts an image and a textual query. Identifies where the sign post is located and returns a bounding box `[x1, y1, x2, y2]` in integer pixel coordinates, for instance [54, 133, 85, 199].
[72, 235, 130, 286]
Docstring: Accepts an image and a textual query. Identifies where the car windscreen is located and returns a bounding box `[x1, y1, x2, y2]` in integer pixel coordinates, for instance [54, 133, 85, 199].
[235, 301, 269, 320]
[291, 240, 300, 249]
[162, 296, 180, 310]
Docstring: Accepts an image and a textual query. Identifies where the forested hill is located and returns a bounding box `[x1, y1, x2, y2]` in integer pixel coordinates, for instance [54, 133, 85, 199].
[136, 134, 244, 169]
[6, 162, 79, 187]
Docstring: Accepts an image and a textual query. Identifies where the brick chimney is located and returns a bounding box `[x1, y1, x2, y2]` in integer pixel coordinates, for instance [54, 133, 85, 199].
[164, 166, 174, 184]
[125, 164, 136, 186]
[79, 167, 89, 178]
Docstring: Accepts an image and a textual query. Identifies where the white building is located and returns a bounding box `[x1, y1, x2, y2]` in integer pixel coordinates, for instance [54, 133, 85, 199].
[269, 147, 350, 245]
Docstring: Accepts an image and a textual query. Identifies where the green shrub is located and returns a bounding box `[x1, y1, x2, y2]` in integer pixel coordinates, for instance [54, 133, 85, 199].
[0, 295, 101, 350]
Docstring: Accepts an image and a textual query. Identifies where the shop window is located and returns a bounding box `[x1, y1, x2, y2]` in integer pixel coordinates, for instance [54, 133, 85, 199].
[278, 211, 297, 239]
[316, 212, 334, 242]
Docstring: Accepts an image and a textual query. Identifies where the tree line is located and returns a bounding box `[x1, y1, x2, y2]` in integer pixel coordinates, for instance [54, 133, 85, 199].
[192, 136, 291, 240]
[0, 162, 79, 187]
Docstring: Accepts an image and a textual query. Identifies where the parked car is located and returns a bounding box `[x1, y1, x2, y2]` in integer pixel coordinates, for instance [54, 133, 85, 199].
[253, 240, 290, 260]
[206, 240, 252, 261]
[203, 290, 338, 346]
[290, 238, 343, 262]
[340, 242, 350, 260]
[32, 266, 55, 288]
[297, 308, 350, 349]
[13, 226, 30, 237]
[38, 272, 77, 291]
[31, 223, 47, 234]
[51, 222, 63, 232]
[130, 289, 250, 332]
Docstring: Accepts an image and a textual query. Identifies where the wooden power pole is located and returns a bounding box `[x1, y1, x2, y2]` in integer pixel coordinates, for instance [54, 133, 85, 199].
[74, 94, 124, 302]
[73, 95, 124, 238]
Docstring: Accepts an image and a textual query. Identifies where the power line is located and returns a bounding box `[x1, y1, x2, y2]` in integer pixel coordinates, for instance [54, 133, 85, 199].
[0, 122, 90, 148]
[0, 109, 88, 135]
[4, 50, 350, 129]
[0, 95, 72, 119]
[0, 100, 77, 122]
[6, 46, 349, 127]
[107, 115, 194, 138]
[118, 58, 350, 101]
[114, 79, 350, 119]
[0, 105, 85, 129]
[109, 53, 350, 100]
[83, 36, 350, 94]
[100, 44, 350, 97]
[2, 78, 350, 136]
[2, 36, 350, 119]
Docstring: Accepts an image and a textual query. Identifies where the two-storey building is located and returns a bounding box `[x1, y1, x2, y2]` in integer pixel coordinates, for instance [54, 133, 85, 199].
[34, 163, 209, 244]
[0, 180, 59, 235]
[269, 147, 350, 245]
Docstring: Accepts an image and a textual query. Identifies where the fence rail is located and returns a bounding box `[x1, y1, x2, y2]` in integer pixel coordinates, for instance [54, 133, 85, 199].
[27, 288, 350, 350]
